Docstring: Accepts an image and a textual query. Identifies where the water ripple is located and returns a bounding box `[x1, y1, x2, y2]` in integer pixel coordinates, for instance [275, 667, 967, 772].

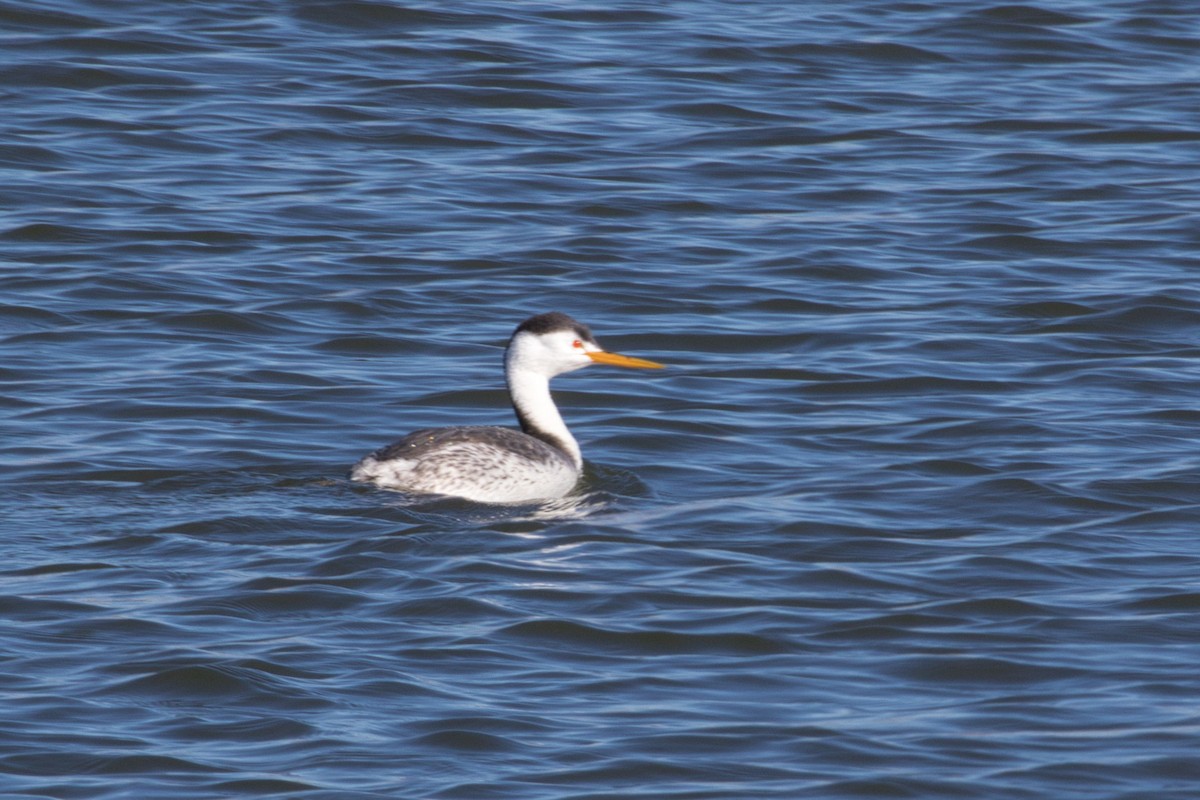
[3, 0, 1200, 798]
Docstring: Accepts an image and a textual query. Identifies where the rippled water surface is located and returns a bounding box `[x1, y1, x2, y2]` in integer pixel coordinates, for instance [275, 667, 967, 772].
[4, 1, 1200, 798]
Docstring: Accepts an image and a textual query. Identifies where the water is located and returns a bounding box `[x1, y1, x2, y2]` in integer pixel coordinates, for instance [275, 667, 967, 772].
[3, 1, 1200, 797]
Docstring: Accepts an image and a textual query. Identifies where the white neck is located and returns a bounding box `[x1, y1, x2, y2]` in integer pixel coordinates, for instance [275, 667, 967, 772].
[506, 367, 582, 469]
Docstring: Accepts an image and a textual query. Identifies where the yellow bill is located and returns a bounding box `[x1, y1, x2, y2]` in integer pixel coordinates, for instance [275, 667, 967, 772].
[587, 350, 665, 369]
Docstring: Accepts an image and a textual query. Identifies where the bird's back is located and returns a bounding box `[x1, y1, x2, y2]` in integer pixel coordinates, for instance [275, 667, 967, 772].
[350, 425, 579, 503]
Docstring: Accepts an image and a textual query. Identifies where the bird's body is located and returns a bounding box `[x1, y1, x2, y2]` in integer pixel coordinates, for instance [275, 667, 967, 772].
[351, 425, 578, 504]
[351, 312, 662, 503]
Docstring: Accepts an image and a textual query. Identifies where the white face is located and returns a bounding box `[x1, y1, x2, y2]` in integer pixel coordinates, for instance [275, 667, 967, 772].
[506, 329, 599, 378]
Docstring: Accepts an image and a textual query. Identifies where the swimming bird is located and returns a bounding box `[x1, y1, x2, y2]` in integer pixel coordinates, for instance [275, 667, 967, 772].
[351, 312, 664, 503]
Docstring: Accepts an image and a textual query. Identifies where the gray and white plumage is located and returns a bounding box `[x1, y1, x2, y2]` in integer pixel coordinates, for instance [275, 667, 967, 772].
[351, 312, 663, 504]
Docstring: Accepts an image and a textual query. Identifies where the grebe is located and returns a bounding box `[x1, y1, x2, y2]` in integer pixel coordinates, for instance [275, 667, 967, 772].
[351, 312, 663, 503]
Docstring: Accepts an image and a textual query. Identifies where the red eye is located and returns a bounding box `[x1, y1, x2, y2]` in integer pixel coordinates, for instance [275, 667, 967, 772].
[572, 339, 584, 349]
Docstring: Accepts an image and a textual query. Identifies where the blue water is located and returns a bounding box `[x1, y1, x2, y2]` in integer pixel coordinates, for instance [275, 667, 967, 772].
[4, 1, 1200, 798]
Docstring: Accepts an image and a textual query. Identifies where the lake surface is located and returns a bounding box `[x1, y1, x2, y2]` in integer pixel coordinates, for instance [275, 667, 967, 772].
[3, 1, 1200, 798]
